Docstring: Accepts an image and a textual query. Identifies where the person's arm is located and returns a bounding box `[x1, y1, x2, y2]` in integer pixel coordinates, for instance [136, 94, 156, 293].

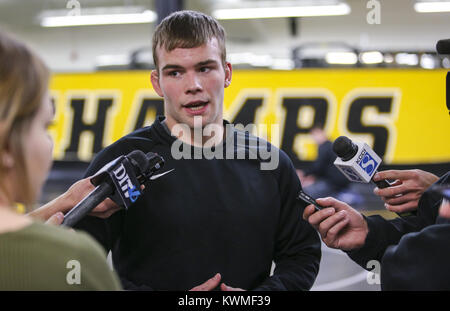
[27, 182, 83, 222]
[254, 151, 321, 290]
[303, 197, 425, 269]
[303, 171, 449, 270]
[28, 177, 121, 225]
[349, 172, 449, 268]
[73, 147, 125, 253]
[380, 200, 450, 290]
[345, 214, 422, 269]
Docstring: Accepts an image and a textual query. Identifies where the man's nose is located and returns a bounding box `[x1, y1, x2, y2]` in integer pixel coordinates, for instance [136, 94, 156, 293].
[185, 72, 203, 94]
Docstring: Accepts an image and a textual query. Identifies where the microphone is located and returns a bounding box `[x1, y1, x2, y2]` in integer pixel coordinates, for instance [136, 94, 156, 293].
[436, 39, 450, 114]
[332, 136, 387, 186]
[62, 150, 164, 227]
[332, 136, 415, 217]
[436, 39, 450, 55]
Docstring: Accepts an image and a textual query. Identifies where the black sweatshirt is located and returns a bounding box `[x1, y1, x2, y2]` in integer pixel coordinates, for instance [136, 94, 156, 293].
[75, 116, 321, 291]
[346, 171, 450, 290]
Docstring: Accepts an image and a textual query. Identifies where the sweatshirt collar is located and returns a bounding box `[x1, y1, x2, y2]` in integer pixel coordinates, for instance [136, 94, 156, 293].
[151, 115, 233, 149]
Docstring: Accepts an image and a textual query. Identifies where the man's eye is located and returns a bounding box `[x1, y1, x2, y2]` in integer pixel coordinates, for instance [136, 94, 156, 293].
[168, 71, 180, 77]
[199, 67, 210, 73]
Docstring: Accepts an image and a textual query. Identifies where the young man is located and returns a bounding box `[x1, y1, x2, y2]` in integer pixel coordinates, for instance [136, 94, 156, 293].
[75, 10, 320, 291]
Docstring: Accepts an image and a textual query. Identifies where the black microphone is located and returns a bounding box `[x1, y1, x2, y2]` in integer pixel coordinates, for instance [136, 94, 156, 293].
[436, 39, 450, 55]
[62, 150, 164, 227]
[436, 39, 450, 114]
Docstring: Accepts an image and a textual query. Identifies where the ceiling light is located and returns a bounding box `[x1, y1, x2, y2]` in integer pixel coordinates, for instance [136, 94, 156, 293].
[414, 1, 450, 13]
[395, 53, 419, 66]
[325, 52, 357, 65]
[213, 3, 351, 20]
[384, 54, 394, 64]
[228, 52, 273, 67]
[442, 58, 450, 68]
[420, 54, 437, 69]
[96, 54, 130, 67]
[271, 58, 294, 70]
[360, 51, 383, 64]
[41, 10, 156, 27]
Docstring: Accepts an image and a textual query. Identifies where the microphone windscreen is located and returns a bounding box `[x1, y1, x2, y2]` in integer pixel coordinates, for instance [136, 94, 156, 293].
[127, 150, 150, 175]
[436, 39, 450, 55]
[333, 136, 357, 160]
[145, 152, 165, 170]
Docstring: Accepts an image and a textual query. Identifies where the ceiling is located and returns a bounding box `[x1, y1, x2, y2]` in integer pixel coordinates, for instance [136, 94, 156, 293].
[0, 0, 449, 71]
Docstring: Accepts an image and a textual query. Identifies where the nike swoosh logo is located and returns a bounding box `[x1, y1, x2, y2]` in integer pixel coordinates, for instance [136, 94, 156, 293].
[150, 168, 175, 180]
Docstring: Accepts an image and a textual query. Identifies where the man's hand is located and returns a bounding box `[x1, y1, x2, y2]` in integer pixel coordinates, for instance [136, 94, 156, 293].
[189, 274, 246, 291]
[302, 197, 368, 251]
[190, 273, 222, 291]
[373, 169, 439, 213]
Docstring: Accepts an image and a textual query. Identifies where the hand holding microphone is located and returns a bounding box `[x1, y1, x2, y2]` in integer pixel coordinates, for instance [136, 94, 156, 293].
[302, 197, 368, 251]
[64, 177, 122, 219]
[62, 150, 166, 227]
[332, 136, 416, 217]
[29, 176, 122, 226]
[372, 169, 439, 213]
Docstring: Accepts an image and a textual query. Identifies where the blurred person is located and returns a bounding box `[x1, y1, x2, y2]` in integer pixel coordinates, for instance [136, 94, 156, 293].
[0, 31, 121, 290]
[297, 126, 350, 199]
[74, 10, 320, 291]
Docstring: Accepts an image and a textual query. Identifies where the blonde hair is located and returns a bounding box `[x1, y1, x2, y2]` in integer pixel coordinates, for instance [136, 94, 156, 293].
[152, 10, 227, 70]
[0, 31, 50, 207]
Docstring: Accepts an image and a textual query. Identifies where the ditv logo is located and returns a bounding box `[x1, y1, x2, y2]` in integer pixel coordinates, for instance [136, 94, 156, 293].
[356, 149, 378, 177]
[112, 163, 141, 203]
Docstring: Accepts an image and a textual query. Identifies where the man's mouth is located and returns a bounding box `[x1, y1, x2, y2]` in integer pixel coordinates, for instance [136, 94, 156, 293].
[184, 101, 208, 108]
[183, 101, 209, 113]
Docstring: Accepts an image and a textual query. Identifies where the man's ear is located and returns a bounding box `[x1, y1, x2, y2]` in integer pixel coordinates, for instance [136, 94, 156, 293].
[224, 62, 232, 88]
[151, 70, 164, 97]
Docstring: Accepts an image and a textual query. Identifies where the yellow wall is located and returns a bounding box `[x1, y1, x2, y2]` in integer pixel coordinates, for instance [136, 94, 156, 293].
[49, 69, 450, 164]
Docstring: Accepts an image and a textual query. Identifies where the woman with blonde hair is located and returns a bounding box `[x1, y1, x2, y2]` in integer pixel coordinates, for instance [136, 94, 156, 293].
[0, 31, 121, 290]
